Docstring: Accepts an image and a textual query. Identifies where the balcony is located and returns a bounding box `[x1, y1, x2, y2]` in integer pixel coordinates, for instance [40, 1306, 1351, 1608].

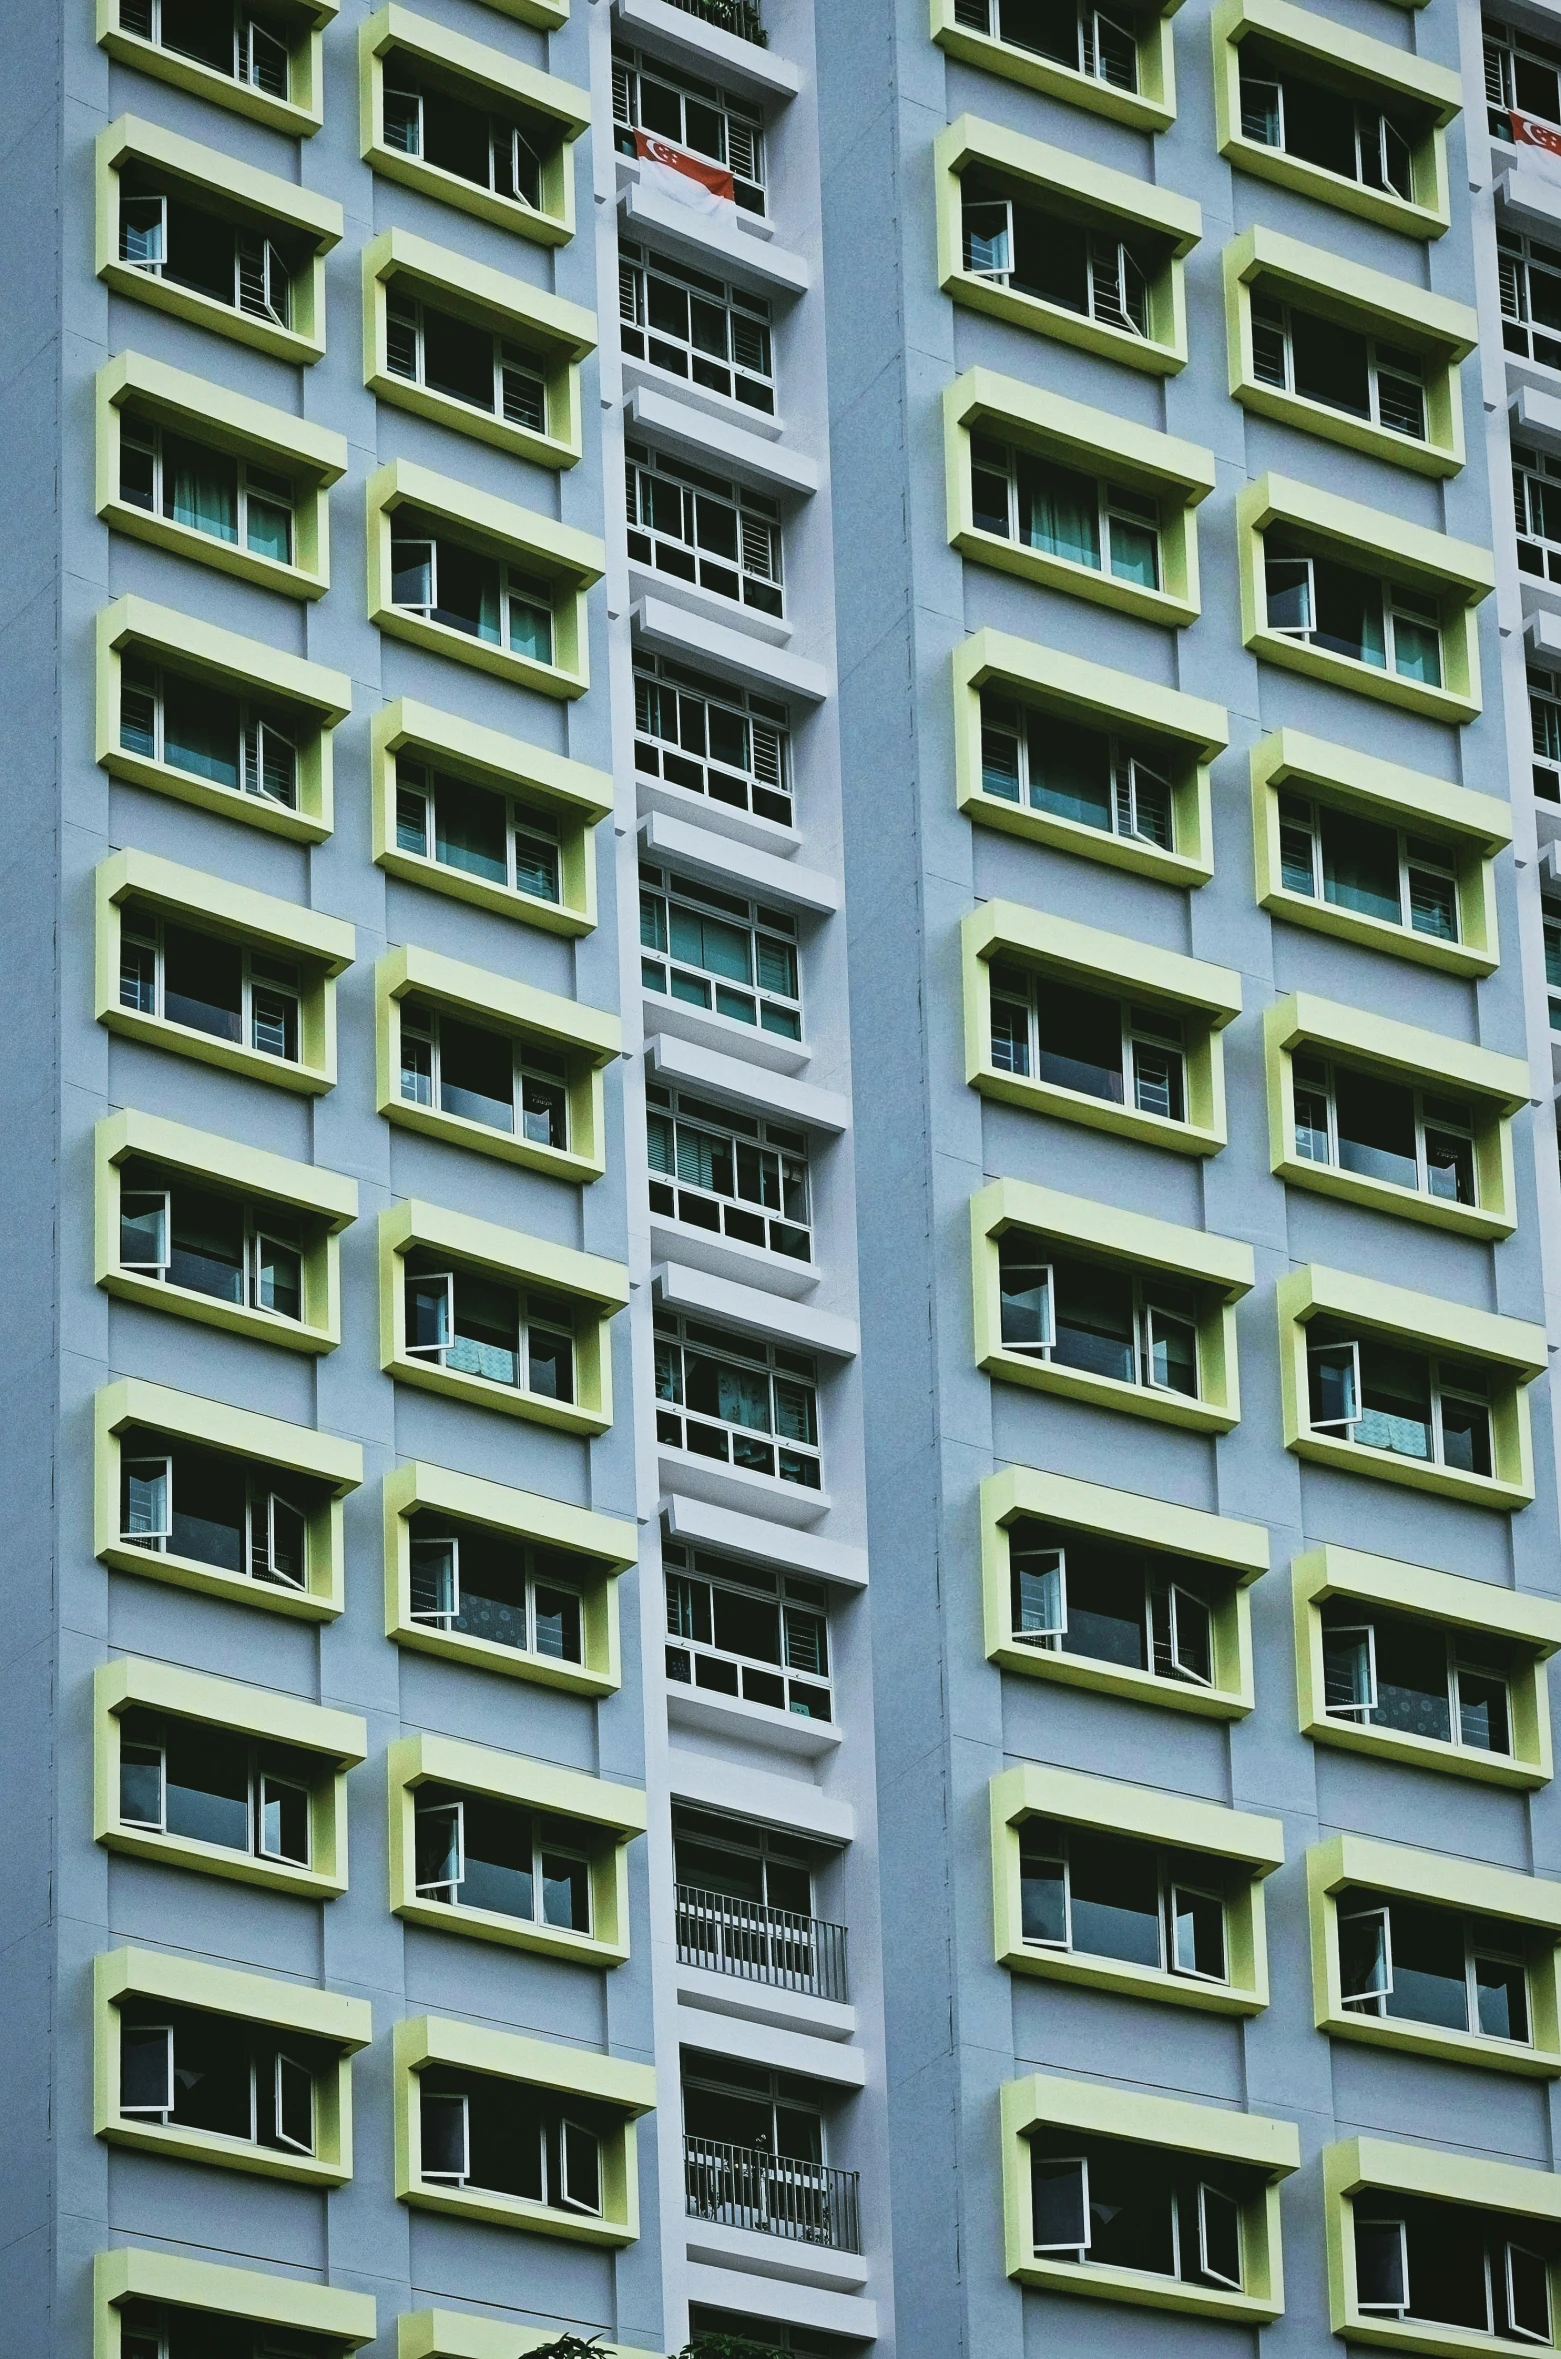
[664, 0, 768, 43]
[677, 1884, 848, 2002]
[685, 2135, 860, 2250]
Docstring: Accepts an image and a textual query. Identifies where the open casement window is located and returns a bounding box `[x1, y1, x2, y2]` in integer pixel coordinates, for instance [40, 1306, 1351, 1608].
[118, 899, 308, 1070]
[647, 1082, 813, 1265]
[407, 1510, 588, 1667]
[1353, 2193, 1557, 2342]
[1306, 1319, 1497, 1480]
[416, 2066, 608, 2215]
[1250, 289, 1427, 443]
[386, 289, 550, 438]
[1275, 791, 1460, 946]
[116, 1996, 329, 2160]
[1018, 1818, 1233, 1985]
[1291, 1052, 1479, 1211]
[412, 1784, 593, 1933]
[663, 1540, 833, 1724]
[1008, 1520, 1219, 1689]
[117, 169, 295, 328]
[998, 1231, 1202, 1401]
[119, 1431, 317, 1593]
[970, 434, 1162, 589]
[1028, 2130, 1262, 2294]
[1488, 16, 1561, 141]
[1320, 1602, 1517, 1759]
[390, 516, 556, 668]
[117, 1157, 315, 1328]
[1236, 43, 1419, 202]
[634, 653, 793, 831]
[403, 1254, 577, 1406]
[119, 651, 303, 813]
[953, 0, 1142, 93]
[619, 239, 775, 416]
[117, 1709, 315, 1871]
[640, 862, 802, 1042]
[612, 45, 767, 215]
[625, 442, 785, 620]
[398, 997, 570, 1152]
[989, 962, 1191, 1124]
[959, 173, 1159, 338]
[1336, 1890, 1533, 2049]
[1263, 532, 1446, 688]
[1500, 229, 1561, 371]
[394, 754, 566, 910]
[978, 688, 1179, 854]
[654, 1312, 822, 1490]
[378, 50, 565, 220]
[111, 0, 315, 129]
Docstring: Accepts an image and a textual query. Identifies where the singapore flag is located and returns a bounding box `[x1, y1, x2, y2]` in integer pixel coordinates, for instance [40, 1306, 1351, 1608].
[634, 129, 735, 213]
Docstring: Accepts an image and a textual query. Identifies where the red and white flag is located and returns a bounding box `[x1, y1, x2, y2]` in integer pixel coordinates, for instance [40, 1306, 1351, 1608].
[634, 129, 735, 212]
[1512, 110, 1561, 161]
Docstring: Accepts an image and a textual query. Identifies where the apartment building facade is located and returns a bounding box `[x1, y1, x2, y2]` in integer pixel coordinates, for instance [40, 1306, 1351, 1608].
[0, 0, 887, 2352]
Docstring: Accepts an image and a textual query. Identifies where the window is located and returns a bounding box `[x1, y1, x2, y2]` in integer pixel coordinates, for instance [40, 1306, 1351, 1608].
[115, 0, 295, 104]
[386, 290, 548, 438]
[412, 1785, 593, 1935]
[978, 688, 1175, 853]
[119, 651, 303, 813]
[634, 655, 792, 828]
[1018, 1820, 1232, 1985]
[119, 414, 296, 567]
[1251, 291, 1425, 441]
[1005, 1517, 1219, 1690]
[1499, 228, 1561, 370]
[683, 2051, 826, 2168]
[674, 1806, 846, 2001]
[1236, 42, 1417, 202]
[953, 0, 1141, 93]
[417, 2068, 608, 2215]
[1319, 1603, 1515, 1759]
[395, 754, 562, 908]
[1276, 792, 1459, 944]
[1487, 16, 1561, 140]
[1291, 1053, 1477, 1209]
[998, 1231, 1203, 1402]
[1351, 2193, 1555, 2342]
[613, 47, 766, 214]
[1307, 1320, 1494, 1479]
[117, 1428, 318, 1595]
[378, 48, 565, 220]
[647, 1084, 811, 1262]
[117, 1997, 328, 2163]
[1532, 664, 1561, 803]
[970, 433, 1161, 589]
[625, 443, 783, 618]
[664, 1543, 831, 1719]
[655, 1312, 821, 1489]
[990, 963, 1188, 1123]
[116, 168, 297, 332]
[390, 512, 556, 666]
[119, 900, 304, 1068]
[1264, 530, 1444, 687]
[117, 1710, 315, 1873]
[406, 1509, 586, 1666]
[640, 863, 801, 1039]
[1028, 2130, 1258, 2294]
[117, 2299, 352, 2359]
[117, 1156, 313, 1328]
[1336, 1890, 1531, 2047]
[686, 2308, 851, 2359]
[959, 170, 1156, 339]
[403, 1251, 577, 1406]
[398, 997, 569, 1152]
[1515, 443, 1561, 587]
[620, 240, 775, 414]
[682, 2053, 859, 2251]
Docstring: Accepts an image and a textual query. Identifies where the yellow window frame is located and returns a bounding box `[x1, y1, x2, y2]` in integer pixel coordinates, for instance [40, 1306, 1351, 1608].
[96, 2250, 375, 2359]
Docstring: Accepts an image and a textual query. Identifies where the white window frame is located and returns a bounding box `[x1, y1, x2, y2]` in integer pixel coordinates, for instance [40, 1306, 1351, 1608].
[121, 1451, 174, 1547]
[1198, 2181, 1244, 2290]
[119, 653, 300, 809]
[388, 530, 555, 660]
[1307, 1336, 1363, 1434]
[1011, 1539, 1067, 1648]
[1032, 2151, 1092, 2257]
[273, 2050, 316, 2156]
[255, 1766, 312, 1867]
[618, 241, 776, 412]
[414, 1795, 466, 1901]
[624, 445, 785, 615]
[1170, 1882, 1229, 1982]
[1507, 2241, 1554, 2345]
[394, 755, 562, 907]
[559, 2116, 603, 2214]
[639, 865, 803, 1038]
[120, 2020, 176, 2120]
[120, 1188, 172, 1277]
[413, 1789, 594, 1936]
[420, 2085, 471, 2185]
[1166, 1583, 1214, 1686]
[1339, 1898, 1394, 2013]
[970, 437, 1163, 588]
[1356, 2213, 1411, 2315]
[1322, 1619, 1379, 1719]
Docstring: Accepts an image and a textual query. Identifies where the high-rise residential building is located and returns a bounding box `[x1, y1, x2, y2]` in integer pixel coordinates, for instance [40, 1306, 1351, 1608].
[6, 0, 1561, 2350]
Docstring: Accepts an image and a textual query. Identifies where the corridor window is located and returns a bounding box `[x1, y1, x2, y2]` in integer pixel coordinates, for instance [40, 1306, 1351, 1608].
[1018, 1819, 1233, 1986]
[1487, 17, 1561, 140]
[655, 1313, 821, 1489]
[1533, 664, 1561, 803]
[1500, 229, 1561, 369]
[1515, 444, 1561, 586]
[613, 47, 766, 214]
[1350, 2192, 1555, 2342]
[1251, 293, 1425, 441]
[1335, 1890, 1532, 2048]
[626, 443, 784, 619]
[1291, 1054, 1477, 1209]
[403, 1251, 577, 1406]
[647, 1083, 812, 1263]
[120, 415, 296, 565]
[1307, 1321, 1494, 1479]
[998, 1231, 1203, 1402]
[1319, 1602, 1515, 1759]
[665, 1542, 832, 1722]
[635, 655, 793, 828]
[641, 863, 801, 1040]
[386, 291, 548, 437]
[971, 434, 1161, 587]
[398, 998, 569, 1153]
[620, 240, 775, 413]
[980, 690, 1176, 852]
[1264, 530, 1445, 687]
[120, 651, 303, 813]
[395, 754, 562, 907]
[412, 1784, 593, 1935]
[119, 900, 303, 1068]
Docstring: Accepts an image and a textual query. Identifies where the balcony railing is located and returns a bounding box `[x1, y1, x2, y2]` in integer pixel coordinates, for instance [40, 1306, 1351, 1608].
[685, 2135, 860, 2251]
[676, 1884, 849, 2002]
[665, 0, 768, 43]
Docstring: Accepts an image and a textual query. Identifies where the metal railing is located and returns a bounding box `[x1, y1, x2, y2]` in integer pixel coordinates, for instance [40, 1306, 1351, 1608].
[665, 0, 768, 43]
[685, 2135, 860, 2251]
[676, 1884, 849, 2002]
